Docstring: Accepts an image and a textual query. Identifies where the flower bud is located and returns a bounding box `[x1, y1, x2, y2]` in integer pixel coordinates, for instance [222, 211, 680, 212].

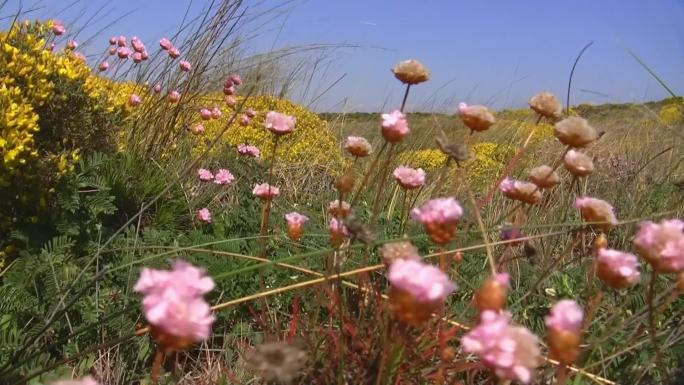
[473, 273, 509, 313]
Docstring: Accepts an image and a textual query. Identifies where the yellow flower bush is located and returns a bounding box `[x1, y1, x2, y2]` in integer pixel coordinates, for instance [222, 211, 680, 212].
[194, 95, 345, 172]
[396, 149, 448, 170]
[0, 20, 125, 246]
[466, 142, 514, 189]
[658, 103, 682, 125]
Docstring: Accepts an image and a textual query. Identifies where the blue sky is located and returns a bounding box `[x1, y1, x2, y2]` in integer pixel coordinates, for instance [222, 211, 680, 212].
[5, 0, 684, 112]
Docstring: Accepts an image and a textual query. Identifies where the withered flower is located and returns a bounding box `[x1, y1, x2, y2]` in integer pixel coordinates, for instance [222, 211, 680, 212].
[391, 59, 430, 85]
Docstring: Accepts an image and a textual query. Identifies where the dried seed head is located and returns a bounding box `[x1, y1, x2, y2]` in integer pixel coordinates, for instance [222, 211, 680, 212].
[344, 216, 376, 245]
[474, 273, 510, 313]
[528, 165, 560, 189]
[563, 150, 594, 177]
[458, 103, 496, 132]
[245, 342, 308, 384]
[554, 117, 598, 148]
[335, 174, 355, 193]
[380, 240, 420, 266]
[392, 59, 430, 85]
[529, 92, 563, 120]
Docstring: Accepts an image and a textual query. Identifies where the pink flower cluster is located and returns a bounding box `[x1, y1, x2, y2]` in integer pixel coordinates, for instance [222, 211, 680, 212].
[237, 144, 260, 158]
[134, 260, 215, 341]
[633, 219, 684, 273]
[51, 20, 66, 35]
[393, 166, 426, 189]
[545, 300, 583, 333]
[461, 311, 541, 384]
[381, 110, 409, 143]
[597, 248, 641, 288]
[574, 197, 618, 229]
[285, 212, 309, 226]
[197, 208, 212, 223]
[159, 37, 181, 59]
[265, 111, 296, 135]
[253, 183, 280, 200]
[344, 136, 372, 157]
[411, 197, 463, 226]
[387, 259, 456, 302]
[107, 35, 149, 63]
[197, 168, 234, 185]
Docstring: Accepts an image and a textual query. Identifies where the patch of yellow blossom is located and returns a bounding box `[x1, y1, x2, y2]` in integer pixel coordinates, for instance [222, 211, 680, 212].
[194, 95, 345, 172]
[396, 149, 448, 170]
[0, 20, 92, 185]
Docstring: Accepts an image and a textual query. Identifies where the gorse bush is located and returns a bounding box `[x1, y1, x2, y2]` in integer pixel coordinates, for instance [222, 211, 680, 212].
[0, 21, 126, 253]
[194, 95, 345, 173]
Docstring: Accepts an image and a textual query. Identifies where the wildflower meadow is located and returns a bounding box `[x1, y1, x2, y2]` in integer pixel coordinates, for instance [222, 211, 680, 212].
[0, 2, 683, 385]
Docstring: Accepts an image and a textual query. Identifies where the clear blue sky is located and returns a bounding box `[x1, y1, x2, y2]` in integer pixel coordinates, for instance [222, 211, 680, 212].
[5, 0, 684, 112]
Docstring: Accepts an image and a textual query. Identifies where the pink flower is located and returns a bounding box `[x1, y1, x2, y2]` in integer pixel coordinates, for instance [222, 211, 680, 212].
[131, 37, 145, 53]
[286, 212, 309, 241]
[393, 166, 426, 189]
[197, 168, 214, 182]
[200, 108, 212, 120]
[211, 107, 222, 119]
[634, 219, 684, 273]
[197, 208, 212, 223]
[499, 178, 542, 205]
[98, 61, 109, 71]
[344, 136, 372, 157]
[246, 108, 257, 118]
[214, 169, 234, 185]
[134, 260, 215, 342]
[239, 115, 250, 126]
[108, 47, 116, 55]
[168, 47, 180, 59]
[129, 94, 141, 107]
[265, 111, 296, 135]
[109, 36, 117, 45]
[387, 259, 456, 302]
[286, 212, 309, 226]
[225, 95, 236, 107]
[152, 84, 162, 94]
[329, 217, 349, 246]
[545, 300, 583, 333]
[574, 197, 618, 230]
[190, 123, 205, 135]
[51, 376, 98, 385]
[381, 110, 409, 143]
[51, 20, 65, 35]
[223, 85, 235, 96]
[224, 79, 234, 88]
[49, 43, 55, 52]
[229, 73, 242, 85]
[179, 60, 192, 72]
[411, 197, 463, 244]
[411, 197, 463, 227]
[116, 35, 127, 47]
[462, 311, 541, 384]
[132, 52, 143, 63]
[237, 144, 260, 158]
[141, 50, 149, 60]
[328, 199, 351, 217]
[253, 183, 280, 200]
[117, 47, 131, 59]
[168, 90, 181, 103]
[159, 38, 172, 50]
[597, 248, 641, 288]
[66, 40, 78, 50]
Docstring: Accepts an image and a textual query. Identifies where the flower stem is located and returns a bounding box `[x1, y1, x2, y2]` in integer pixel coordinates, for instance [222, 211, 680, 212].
[648, 270, 663, 367]
[150, 348, 165, 385]
[400, 84, 411, 113]
[370, 144, 396, 227]
[258, 136, 280, 258]
[351, 142, 387, 206]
